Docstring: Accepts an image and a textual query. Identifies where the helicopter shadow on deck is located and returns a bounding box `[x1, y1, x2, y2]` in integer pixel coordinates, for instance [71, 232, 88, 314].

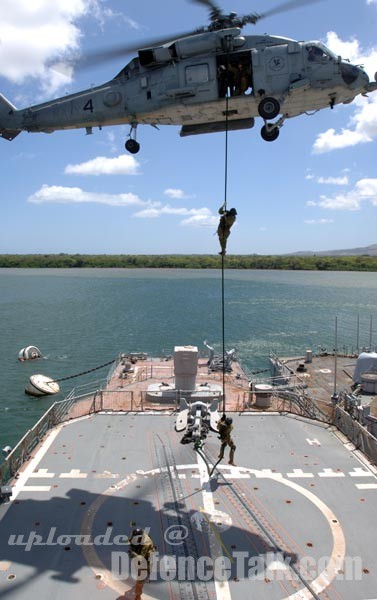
[0, 484, 299, 599]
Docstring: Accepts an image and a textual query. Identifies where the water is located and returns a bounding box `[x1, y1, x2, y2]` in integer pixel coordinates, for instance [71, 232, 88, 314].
[1, 267, 377, 448]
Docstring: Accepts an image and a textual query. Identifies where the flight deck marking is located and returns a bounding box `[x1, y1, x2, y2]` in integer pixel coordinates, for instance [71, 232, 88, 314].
[255, 468, 283, 478]
[349, 468, 374, 477]
[306, 438, 321, 446]
[79, 463, 346, 600]
[30, 468, 55, 478]
[10, 425, 63, 501]
[355, 483, 377, 490]
[287, 469, 314, 478]
[93, 471, 120, 479]
[60, 469, 88, 478]
[19, 485, 52, 492]
[196, 455, 233, 600]
[318, 468, 345, 478]
[215, 465, 346, 599]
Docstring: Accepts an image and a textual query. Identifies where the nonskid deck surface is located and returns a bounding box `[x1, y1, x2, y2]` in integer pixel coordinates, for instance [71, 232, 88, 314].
[1, 413, 377, 599]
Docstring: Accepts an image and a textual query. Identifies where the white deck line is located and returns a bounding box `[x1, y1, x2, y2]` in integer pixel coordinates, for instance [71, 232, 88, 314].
[355, 483, 377, 490]
[9, 425, 63, 501]
[197, 454, 232, 600]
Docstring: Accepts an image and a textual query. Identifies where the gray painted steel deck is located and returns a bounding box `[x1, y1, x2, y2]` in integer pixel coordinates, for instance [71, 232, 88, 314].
[1, 413, 377, 599]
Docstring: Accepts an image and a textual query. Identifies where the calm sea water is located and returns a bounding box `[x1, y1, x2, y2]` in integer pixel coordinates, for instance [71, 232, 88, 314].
[1, 268, 377, 448]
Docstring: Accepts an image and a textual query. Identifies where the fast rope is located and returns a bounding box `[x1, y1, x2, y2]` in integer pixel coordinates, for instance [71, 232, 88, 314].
[51, 358, 116, 383]
[221, 86, 230, 414]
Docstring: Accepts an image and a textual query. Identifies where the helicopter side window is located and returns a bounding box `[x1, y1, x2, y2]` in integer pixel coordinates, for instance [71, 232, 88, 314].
[185, 64, 209, 85]
[306, 45, 331, 63]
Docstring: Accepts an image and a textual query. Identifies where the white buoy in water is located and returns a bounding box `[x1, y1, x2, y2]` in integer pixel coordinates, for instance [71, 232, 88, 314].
[25, 374, 60, 397]
[18, 346, 42, 361]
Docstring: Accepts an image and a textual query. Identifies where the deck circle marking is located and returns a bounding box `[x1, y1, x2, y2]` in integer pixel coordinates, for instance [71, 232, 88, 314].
[234, 466, 346, 599]
[80, 465, 345, 599]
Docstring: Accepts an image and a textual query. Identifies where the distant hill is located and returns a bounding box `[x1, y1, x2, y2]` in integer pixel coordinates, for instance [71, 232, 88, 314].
[290, 243, 377, 257]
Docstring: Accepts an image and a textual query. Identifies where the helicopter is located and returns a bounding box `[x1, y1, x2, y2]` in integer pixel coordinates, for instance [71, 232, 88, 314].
[0, 0, 376, 153]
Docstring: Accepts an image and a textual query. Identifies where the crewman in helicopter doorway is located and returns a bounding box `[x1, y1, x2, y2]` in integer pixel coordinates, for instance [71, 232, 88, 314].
[217, 206, 237, 256]
[217, 414, 236, 465]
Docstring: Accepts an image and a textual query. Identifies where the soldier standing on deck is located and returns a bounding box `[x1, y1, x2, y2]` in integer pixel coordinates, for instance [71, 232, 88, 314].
[217, 414, 236, 466]
[128, 527, 155, 597]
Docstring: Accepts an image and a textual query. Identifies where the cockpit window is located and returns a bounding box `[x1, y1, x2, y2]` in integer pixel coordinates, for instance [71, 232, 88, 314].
[306, 44, 332, 63]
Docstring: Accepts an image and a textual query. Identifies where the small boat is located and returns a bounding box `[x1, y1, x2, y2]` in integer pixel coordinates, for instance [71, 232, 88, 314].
[25, 374, 60, 397]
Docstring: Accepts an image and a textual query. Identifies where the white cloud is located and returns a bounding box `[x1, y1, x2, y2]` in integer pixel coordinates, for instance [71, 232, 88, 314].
[180, 213, 218, 227]
[313, 128, 369, 153]
[304, 219, 334, 225]
[317, 176, 349, 185]
[311, 178, 377, 211]
[164, 188, 194, 200]
[312, 32, 377, 153]
[65, 155, 140, 176]
[134, 204, 217, 227]
[0, 1, 114, 95]
[28, 184, 146, 207]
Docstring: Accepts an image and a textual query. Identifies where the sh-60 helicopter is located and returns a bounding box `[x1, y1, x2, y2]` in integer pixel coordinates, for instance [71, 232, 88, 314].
[0, 0, 376, 153]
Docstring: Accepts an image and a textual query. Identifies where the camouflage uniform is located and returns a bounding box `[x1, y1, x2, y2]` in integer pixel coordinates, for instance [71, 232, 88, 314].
[128, 529, 155, 581]
[217, 417, 236, 465]
[217, 207, 237, 256]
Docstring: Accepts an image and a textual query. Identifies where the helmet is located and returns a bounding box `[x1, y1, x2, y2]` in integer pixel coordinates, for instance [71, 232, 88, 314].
[131, 528, 144, 543]
[225, 417, 233, 425]
[229, 208, 237, 216]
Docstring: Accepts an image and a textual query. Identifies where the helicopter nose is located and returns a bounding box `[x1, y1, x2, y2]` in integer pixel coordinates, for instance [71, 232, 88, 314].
[359, 68, 371, 90]
[340, 62, 369, 90]
[340, 62, 360, 86]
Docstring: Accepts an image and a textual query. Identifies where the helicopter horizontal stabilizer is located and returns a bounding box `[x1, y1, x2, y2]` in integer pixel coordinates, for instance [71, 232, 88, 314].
[180, 117, 254, 137]
[0, 94, 20, 141]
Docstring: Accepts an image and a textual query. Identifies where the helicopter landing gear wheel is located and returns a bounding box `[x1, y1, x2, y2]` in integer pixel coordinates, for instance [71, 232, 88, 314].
[258, 97, 280, 120]
[125, 139, 140, 154]
[260, 124, 280, 142]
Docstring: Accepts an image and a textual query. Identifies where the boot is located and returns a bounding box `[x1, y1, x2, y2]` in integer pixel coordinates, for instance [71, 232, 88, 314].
[228, 447, 236, 466]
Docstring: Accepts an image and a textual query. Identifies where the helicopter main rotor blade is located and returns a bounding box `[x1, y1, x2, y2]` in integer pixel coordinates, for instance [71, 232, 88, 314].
[189, 0, 221, 15]
[252, 0, 325, 22]
[76, 30, 200, 69]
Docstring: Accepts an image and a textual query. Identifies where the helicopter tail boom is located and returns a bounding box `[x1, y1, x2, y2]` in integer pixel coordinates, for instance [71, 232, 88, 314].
[0, 94, 21, 141]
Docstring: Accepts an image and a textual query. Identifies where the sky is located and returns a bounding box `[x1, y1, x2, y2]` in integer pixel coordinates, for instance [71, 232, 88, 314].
[0, 0, 377, 255]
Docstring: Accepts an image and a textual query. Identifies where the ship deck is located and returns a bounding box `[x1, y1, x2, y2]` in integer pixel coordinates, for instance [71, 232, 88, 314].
[1, 411, 377, 600]
[98, 352, 376, 418]
[2, 350, 377, 599]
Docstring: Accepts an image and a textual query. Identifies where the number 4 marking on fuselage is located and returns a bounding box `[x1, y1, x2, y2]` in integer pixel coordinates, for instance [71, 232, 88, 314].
[83, 99, 94, 112]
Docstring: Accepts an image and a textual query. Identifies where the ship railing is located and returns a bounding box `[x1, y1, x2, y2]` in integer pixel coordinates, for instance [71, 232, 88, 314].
[0, 398, 69, 485]
[334, 400, 377, 465]
[0, 390, 100, 485]
[236, 381, 331, 424]
[64, 377, 108, 401]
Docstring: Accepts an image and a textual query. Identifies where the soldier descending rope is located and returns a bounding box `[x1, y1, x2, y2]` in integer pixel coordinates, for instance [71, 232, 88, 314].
[217, 206, 237, 256]
[217, 414, 236, 466]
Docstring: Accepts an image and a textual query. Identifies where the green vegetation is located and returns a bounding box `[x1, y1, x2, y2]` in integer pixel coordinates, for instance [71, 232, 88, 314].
[0, 253, 377, 271]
